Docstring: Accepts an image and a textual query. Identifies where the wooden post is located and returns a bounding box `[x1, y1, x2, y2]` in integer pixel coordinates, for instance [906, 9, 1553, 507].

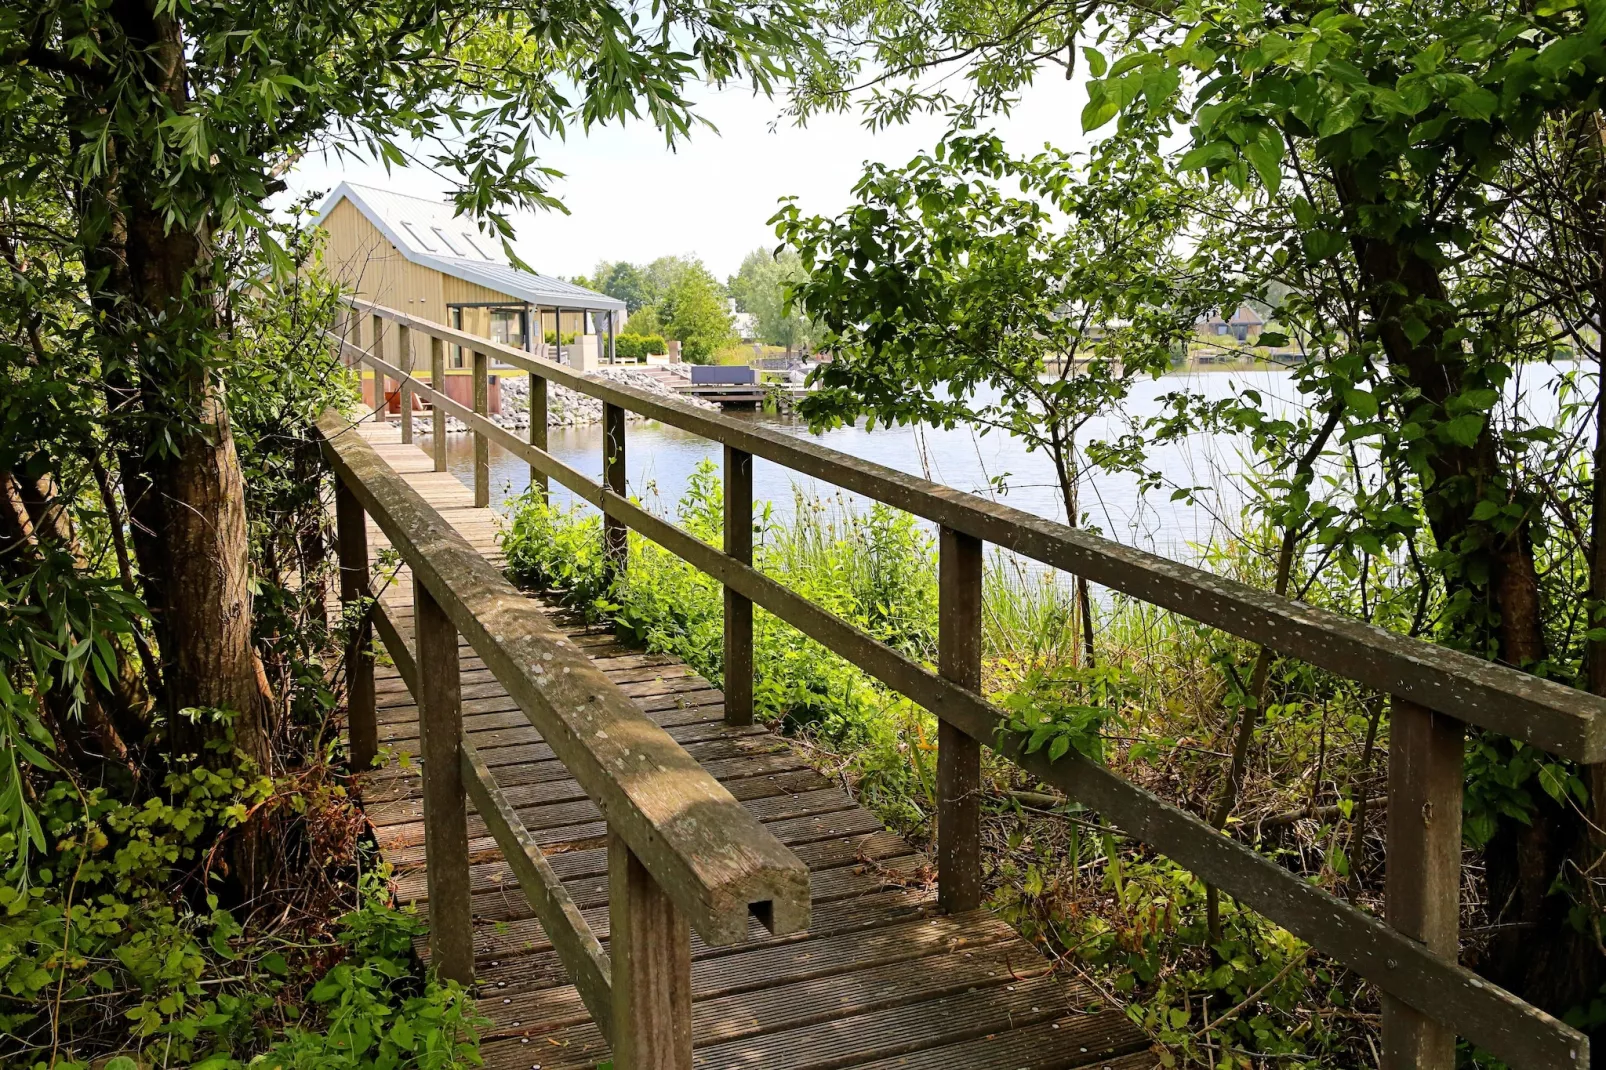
[1381, 698, 1462, 1069]
[472, 349, 489, 508]
[335, 477, 376, 770]
[371, 313, 387, 422]
[724, 446, 753, 726]
[339, 309, 355, 367]
[430, 337, 447, 473]
[608, 832, 693, 1070]
[937, 526, 983, 913]
[529, 374, 549, 499]
[398, 324, 414, 444]
[417, 576, 473, 985]
[603, 401, 627, 576]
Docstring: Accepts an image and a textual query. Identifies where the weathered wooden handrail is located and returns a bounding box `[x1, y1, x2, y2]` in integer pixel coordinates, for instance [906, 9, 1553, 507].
[335, 299, 1600, 1069]
[338, 298, 1606, 763]
[318, 407, 810, 1069]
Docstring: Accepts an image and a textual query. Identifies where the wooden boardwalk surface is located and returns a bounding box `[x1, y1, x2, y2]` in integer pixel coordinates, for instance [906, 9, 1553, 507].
[348, 418, 1153, 1069]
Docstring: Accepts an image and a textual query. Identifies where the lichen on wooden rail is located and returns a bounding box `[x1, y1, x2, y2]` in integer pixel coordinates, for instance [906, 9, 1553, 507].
[316, 409, 811, 946]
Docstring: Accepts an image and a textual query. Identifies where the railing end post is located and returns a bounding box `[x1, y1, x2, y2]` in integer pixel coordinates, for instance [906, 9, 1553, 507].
[608, 831, 692, 1070]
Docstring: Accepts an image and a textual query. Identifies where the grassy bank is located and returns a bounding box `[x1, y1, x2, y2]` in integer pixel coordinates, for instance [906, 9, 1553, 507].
[501, 461, 1395, 1068]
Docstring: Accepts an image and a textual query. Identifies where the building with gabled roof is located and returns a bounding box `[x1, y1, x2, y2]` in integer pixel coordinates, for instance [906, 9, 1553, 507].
[315, 181, 624, 375]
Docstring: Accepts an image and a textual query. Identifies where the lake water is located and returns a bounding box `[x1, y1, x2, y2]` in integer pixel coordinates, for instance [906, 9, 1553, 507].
[418, 366, 1320, 562]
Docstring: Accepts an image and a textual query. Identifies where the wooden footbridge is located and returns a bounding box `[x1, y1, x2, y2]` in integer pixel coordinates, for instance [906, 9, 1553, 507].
[321, 300, 1604, 1070]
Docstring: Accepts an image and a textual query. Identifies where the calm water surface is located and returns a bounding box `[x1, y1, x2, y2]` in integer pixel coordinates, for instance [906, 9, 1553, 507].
[419, 368, 1322, 562]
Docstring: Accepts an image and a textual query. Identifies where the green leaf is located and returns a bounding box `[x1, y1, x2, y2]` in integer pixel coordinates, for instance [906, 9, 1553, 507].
[1341, 388, 1378, 418]
[1082, 47, 1108, 78]
[1241, 125, 1284, 192]
[1538, 764, 1569, 806]
[1471, 499, 1501, 522]
[105, 1059, 139, 1070]
[1178, 141, 1232, 172]
[1082, 93, 1120, 132]
[1439, 413, 1485, 447]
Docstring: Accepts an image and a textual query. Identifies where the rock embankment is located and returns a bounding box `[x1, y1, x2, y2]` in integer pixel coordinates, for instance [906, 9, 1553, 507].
[429, 366, 717, 432]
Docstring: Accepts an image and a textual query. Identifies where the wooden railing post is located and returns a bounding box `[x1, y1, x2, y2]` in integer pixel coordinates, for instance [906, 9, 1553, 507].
[430, 337, 447, 473]
[529, 373, 549, 500]
[724, 446, 753, 726]
[337, 309, 353, 366]
[472, 349, 489, 508]
[1381, 697, 1462, 1069]
[937, 526, 983, 913]
[417, 576, 474, 984]
[335, 477, 376, 770]
[398, 324, 414, 444]
[371, 313, 387, 422]
[608, 831, 693, 1070]
[603, 401, 627, 576]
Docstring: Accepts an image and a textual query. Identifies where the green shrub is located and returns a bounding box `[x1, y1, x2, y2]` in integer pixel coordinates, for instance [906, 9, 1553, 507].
[503, 464, 933, 739]
[614, 333, 668, 359]
[0, 766, 484, 1069]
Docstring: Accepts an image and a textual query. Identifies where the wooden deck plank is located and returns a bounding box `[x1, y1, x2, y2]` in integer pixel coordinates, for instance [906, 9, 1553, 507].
[347, 421, 1147, 1070]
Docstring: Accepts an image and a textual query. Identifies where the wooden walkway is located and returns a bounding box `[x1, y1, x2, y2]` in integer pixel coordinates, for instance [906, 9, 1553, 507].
[350, 419, 1152, 1070]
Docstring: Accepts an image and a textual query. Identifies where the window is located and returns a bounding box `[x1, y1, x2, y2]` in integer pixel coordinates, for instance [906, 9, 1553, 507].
[431, 227, 462, 255]
[489, 309, 523, 368]
[459, 232, 490, 259]
[400, 222, 435, 251]
[450, 307, 466, 368]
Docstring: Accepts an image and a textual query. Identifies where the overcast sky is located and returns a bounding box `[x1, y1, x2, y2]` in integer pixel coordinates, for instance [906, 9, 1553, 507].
[279, 75, 1092, 283]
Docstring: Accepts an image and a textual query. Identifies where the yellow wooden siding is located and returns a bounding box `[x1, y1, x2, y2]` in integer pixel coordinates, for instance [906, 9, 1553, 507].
[318, 200, 449, 331]
[441, 275, 519, 306]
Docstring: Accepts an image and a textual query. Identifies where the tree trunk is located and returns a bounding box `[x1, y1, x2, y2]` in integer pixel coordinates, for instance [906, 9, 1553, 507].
[1333, 162, 1601, 1041]
[83, 0, 270, 773]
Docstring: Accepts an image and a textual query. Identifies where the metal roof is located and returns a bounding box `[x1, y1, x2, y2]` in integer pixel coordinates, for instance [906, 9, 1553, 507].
[315, 181, 625, 313]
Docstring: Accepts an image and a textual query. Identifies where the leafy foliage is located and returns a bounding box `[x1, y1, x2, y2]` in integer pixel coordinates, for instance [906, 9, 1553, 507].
[727, 247, 821, 352]
[0, 758, 482, 1069]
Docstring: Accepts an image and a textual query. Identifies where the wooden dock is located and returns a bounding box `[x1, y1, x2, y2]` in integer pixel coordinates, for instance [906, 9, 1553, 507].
[349, 419, 1151, 1070]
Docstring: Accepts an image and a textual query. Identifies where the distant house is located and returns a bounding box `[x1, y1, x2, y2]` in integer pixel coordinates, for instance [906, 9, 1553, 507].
[1198, 305, 1266, 343]
[315, 182, 626, 410]
[728, 299, 758, 343]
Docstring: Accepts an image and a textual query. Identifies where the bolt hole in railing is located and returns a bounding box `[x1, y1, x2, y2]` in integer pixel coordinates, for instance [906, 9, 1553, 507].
[330, 299, 1603, 1070]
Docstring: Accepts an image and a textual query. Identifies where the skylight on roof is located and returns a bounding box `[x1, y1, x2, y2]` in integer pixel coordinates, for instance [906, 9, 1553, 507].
[400, 222, 436, 251]
[431, 227, 462, 255]
[459, 232, 491, 259]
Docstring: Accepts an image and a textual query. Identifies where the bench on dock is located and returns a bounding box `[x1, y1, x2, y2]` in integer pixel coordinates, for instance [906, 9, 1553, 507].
[322, 298, 1605, 1070]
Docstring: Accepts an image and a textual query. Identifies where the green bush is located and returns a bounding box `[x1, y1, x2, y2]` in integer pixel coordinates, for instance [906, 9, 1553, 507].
[501, 465, 939, 810]
[0, 765, 484, 1069]
[613, 333, 667, 360]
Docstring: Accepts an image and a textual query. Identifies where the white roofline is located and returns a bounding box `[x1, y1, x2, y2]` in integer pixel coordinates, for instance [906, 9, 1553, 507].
[314, 182, 626, 313]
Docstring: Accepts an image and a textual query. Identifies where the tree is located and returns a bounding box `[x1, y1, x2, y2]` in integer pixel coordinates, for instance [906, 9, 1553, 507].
[659, 258, 736, 361]
[789, 0, 1606, 1041]
[2, 0, 821, 871]
[779, 127, 1213, 662]
[589, 260, 656, 312]
[729, 246, 821, 353]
